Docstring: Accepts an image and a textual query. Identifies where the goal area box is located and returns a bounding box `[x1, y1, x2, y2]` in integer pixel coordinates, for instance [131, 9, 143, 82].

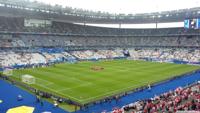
[21, 74, 35, 84]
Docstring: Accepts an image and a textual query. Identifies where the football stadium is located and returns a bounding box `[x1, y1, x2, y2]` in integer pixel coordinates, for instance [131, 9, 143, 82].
[0, 0, 200, 113]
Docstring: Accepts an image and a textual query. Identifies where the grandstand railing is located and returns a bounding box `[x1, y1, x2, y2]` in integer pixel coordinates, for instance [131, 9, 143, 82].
[0, 31, 200, 37]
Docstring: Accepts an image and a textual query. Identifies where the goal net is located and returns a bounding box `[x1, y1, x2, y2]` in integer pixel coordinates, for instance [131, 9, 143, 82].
[21, 74, 35, 84]
[3, 68, 13, 76]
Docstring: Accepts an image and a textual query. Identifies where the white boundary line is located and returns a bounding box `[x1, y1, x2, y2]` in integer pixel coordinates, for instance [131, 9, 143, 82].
[57, 83, 93, 92]
[36, 77, 54, 85]
[37, 83, 81, 102]
[80, 82, 142, 101]
[38, 78, 148, 103]
[17, 61, 195, 103]
[79, 75, 178, 102]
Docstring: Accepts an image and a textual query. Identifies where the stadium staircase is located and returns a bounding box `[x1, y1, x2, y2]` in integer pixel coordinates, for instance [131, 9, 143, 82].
[67, 51, 81, 60]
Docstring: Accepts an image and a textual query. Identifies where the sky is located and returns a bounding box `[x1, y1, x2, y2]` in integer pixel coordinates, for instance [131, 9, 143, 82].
[32, 0, 200, 14]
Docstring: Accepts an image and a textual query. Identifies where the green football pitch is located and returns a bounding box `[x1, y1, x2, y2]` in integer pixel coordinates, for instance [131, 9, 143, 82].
[12, 60, 200, 105]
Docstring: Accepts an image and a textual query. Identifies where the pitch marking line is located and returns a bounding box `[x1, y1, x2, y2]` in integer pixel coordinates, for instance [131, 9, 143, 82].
[36, 77, 54, 85]
[37, 79, 147, 103]
[80, 79, 156, 101]
[37, 83, 81, 102]
[32, 64, 184, 103]
[57, 83, 93, 92]
[80, 78, 172, 102]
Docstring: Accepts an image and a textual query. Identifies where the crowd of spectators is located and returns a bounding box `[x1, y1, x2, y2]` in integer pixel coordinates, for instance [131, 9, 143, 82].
[129, 48, 200, 63]
[111, 82, 200, 113]
[1, 7, 200, 113]
[0, 49, 124, 68]
[1, 48, 200, 68]
[0, 52, 46, 67]
[0, 16, 200, 36]
[1, 34, 200, 48]
[1, 15, 200, 48]
[0, 50, 74, 67]
[71, 49, 124, 60]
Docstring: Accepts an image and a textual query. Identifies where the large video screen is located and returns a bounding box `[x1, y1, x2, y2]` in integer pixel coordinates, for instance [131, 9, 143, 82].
[184, 18, 200, 29]
[184, 19, 190, 28]
[197, 18, 200, 29]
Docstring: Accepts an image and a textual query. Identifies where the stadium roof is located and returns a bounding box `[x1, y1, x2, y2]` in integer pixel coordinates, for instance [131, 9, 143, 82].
[33, 0, 200, 15]
[0, 0, 200, 24]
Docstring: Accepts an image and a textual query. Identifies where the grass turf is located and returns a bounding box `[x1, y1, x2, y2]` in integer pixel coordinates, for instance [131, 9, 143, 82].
[12, 60, 200, 105]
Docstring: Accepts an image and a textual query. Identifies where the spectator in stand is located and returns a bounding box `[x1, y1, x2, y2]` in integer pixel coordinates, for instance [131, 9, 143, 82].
[113, 82, 200, 113]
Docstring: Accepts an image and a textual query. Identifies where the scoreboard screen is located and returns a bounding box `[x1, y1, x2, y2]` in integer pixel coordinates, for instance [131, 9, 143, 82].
[184, 18, 200, 29]
[197, 19, 200, 28]
[184, 20, 190, 28]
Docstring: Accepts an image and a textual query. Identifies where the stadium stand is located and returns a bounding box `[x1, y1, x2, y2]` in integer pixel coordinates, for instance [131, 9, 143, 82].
[0, 15, 199, 35]
[0, 16, 199, 49]
[1, 48, 200, 69]
[71, 50, 124, 60]
[1, 33, 200, 48]
[0, 1, 200, 113]
[112, 82, 200, 113]
[129, 48, 200, 64]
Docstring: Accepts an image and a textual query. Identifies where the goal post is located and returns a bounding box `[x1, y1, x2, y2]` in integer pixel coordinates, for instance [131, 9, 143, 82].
[3, 68, 13, 76]
[21, 74, 35, 84]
